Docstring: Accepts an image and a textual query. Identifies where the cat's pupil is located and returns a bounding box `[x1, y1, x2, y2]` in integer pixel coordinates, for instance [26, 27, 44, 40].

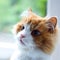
[21, 26, 25, 30]
[31, 30, 40, 36]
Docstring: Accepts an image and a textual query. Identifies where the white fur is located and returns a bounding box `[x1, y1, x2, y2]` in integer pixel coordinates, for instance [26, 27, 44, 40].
[10, 24, 51, 60]
[20, 10, 30, 18]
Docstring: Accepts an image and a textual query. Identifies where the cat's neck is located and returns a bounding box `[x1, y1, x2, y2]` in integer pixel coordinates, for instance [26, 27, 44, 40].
[17, 46, 51, 60]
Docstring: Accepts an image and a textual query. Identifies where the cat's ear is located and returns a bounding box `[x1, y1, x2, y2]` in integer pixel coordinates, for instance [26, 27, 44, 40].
[46, 17, 57, 33]
[21, 8, 32, 17]
[47, 17, 57, 27]
[28, 8, 32, 12]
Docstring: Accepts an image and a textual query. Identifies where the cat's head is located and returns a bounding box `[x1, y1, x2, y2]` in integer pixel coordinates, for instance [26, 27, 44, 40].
[13, 9, 57, 54]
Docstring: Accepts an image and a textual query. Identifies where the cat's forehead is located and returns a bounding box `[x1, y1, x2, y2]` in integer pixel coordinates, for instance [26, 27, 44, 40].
[18, 9, 48, 31]
[20, 9, 46, 25]
[19, 17, 46, 32]
[21, 16, 46, 25]
[21, 13, 46, 25]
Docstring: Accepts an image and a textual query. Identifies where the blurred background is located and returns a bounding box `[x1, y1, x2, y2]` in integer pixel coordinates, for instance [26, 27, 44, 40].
[0, 0, 47, 33]
[0, 0, 60, 60]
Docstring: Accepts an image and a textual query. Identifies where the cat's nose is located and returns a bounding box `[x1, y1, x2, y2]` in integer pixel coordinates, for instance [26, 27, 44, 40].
[20, 34, 25, 38]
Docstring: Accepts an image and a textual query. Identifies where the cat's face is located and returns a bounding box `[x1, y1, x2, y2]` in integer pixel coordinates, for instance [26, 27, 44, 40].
[13, 9, 57, 54]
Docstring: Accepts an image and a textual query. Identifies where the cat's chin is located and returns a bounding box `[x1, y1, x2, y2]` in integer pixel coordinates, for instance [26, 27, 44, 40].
[17, 42, 26, 49]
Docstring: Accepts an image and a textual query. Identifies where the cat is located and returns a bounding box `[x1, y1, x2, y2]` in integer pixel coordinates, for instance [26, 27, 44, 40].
[10, 9, 59, 60]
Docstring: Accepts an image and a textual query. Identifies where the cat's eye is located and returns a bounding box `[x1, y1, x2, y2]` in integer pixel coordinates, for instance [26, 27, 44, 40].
[31, 30, 41, 36]
[21, 26, 25, 30]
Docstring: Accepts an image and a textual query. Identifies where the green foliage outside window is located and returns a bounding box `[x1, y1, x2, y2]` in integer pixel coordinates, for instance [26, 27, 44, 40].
[0, 0, 47, 32]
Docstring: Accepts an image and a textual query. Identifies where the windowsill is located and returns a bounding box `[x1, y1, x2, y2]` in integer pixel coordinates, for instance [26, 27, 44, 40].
[0, 42, 17, 59]
[0, 32, 17, 59]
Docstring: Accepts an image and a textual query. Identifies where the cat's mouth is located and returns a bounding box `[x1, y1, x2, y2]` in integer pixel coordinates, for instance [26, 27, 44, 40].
[20, 39, 25, 45]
